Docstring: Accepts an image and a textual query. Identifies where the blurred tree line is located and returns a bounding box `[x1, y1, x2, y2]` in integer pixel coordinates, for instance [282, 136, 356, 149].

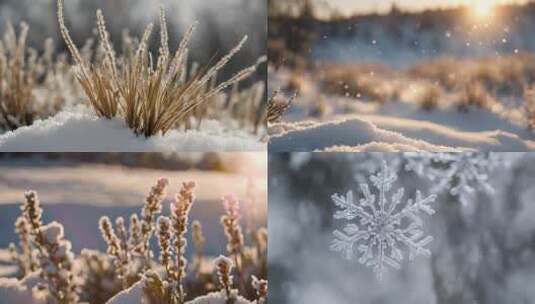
[0, 152, 227, 171]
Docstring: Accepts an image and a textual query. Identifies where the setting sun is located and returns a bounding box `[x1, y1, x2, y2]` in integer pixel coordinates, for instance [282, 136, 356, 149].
[472, 1, 495, 18]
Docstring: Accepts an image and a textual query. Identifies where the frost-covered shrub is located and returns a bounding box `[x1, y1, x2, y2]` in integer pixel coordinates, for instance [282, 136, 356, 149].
[19, 191, 79, 304]
[1, 178, 267, 304]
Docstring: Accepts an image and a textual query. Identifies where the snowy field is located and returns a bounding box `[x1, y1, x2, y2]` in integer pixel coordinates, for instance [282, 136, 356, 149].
[269, 64, 535, 151]
[269, 152, 535, 304]
[268, 5, 535, 152]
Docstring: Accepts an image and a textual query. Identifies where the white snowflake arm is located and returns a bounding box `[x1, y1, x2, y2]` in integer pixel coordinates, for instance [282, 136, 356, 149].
[332, 191, 374, 223]
[330, 227, 369, 261]
[392, 190, 437, 224]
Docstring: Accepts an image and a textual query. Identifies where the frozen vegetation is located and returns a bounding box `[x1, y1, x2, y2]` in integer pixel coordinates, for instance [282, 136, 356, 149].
[0, 157, 267, 303]
[0, 0, 267, 151]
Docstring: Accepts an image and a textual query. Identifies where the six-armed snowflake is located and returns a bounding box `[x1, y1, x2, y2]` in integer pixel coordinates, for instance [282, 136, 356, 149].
[330, 161, 437, 280]
[404, 152, 501, 205]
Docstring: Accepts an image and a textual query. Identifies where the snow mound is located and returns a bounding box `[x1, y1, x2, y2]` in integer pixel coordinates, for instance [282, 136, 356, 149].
[106, 278, 146, 304]
[186, 290, 252, 304]
[106, 279, 252, 304]
[0, 106, 265, 152]
[354, 114, 535, 152]
[269, 115, 535, 152]
[322, 142, 436, 152]
[269, 118, 459, 152]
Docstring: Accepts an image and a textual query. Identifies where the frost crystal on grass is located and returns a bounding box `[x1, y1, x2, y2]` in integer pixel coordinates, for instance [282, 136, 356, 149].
[330, 161, 437, 280]
[405, 152, 501, 205]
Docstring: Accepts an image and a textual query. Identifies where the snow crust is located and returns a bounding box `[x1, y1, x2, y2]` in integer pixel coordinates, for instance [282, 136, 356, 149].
[268, 66, 535, 152]
[106, 279, 252, 304]
[269, 118, 460, 152]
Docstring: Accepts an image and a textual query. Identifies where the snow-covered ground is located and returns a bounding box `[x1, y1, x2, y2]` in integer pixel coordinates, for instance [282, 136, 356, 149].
[268, 66, 535, 152]
[0, 106, 266, 152]
[268, 6, 535, 152]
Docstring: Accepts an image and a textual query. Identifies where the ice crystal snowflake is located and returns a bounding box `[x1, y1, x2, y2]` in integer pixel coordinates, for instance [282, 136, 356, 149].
[330, 161, 437, 280]
[348, 153, 402, 184]
[404, 152, 501, 205]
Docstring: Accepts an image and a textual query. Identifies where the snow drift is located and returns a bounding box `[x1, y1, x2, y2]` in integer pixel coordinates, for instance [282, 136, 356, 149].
[0, 106, 265, 152]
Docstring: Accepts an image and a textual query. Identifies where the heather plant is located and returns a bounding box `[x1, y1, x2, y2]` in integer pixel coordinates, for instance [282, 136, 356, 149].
[191, 220, 206, 277]
[138, 178, 169, 263]
[19, 191, 80, 304]
[2, 178, 267, 304]
[251, 275, 268, 304]
[57, 0, 266, 137]
[8, 216, 37, 278]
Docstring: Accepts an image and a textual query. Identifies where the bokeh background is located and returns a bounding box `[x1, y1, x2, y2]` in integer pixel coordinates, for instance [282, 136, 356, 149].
[0, 0, 266, 83]
[269, 153, 535, 304]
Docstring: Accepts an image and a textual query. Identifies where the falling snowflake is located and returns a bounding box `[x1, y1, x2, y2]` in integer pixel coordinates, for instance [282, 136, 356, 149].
[330, 161, 437, 280]
[404, 152, 502, 205]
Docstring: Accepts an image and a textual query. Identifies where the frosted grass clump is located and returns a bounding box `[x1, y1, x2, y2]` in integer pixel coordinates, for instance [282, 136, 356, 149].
[330, 161, 437, 280]
[57, 0, 265, 138]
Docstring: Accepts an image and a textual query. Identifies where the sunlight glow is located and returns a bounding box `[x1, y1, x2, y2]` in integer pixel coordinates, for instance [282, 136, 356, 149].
[472, 1, 494, 18]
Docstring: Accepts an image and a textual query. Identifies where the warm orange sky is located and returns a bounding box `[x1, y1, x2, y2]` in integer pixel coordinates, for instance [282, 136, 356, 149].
[326, 0, 530, 15]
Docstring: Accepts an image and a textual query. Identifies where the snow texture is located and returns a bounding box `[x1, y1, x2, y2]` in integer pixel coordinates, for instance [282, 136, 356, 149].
[0, 273, 46, 304]
[106, 278, 252, 304]
[41, 222, 64, 244]
[268, 65, 535, 152]
[269, 118, 460, 152]
[0, 106, 265, 152]
[105, 278, 147, 304]
[185, 290, 252, 304]
[330, 161, 437, 280]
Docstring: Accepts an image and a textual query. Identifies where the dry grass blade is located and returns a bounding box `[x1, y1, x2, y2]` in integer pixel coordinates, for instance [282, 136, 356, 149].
[58, 0, 119, 119]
